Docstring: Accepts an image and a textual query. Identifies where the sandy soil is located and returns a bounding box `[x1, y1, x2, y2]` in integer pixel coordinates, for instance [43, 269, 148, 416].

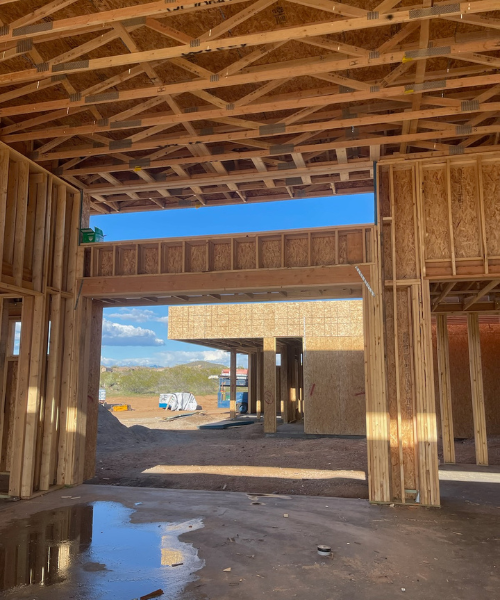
[93, 395, 500, 500]
[93, 395, 370, 498]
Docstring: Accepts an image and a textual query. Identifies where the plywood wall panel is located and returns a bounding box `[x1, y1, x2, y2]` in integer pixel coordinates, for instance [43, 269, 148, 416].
[211, 242, 231, 271]
[450, 165, 481, 259]
[138, 244, 158, 275]
[303, 337, 365, 435]
[162, 244, 183, 273]
[422, 168, 450, 260]
[285, 236, 308, 267]
[394, 168, 417, 279]
[311, 234, 335, 265]
[116, 246, 136, 276]
[347, 232, 364, 263]
[187, 243, 207, 273]
[98, 248, 113, 277]
[261, 239, 281, 268]
[235, 240, 256, 270]
[481, 163, 500, 256]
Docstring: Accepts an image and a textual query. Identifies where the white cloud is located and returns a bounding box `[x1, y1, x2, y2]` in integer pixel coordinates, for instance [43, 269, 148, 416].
[101, 349, 232, 367]
[101, 319, 165, 347]
[106, 308, 168, 325]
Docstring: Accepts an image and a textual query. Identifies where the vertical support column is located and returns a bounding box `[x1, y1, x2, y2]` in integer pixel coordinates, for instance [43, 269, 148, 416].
[12, 162, 29, 287]
[363, 260, 391, 504]
[83, 301, 104, 481]
[248, 353, 257, 414]
[256, 349, 263, 418]
[263, 337, 277, 434]
[0, 299, 10, 461]
[412, 281, 440, 507]
[280, 345, 289, 424]
[0, 146, 10, 276]
[20, 295, 46, 498]
[287, 345, 296, 421]
[230, 350, 237, 420]
[436, 314, 455, 464]
[467, 313, 488, 466]
[9, 296, 34, 497]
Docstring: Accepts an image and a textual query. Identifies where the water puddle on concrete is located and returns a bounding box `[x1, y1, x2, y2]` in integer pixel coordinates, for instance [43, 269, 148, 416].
[0, 501, 204, 599]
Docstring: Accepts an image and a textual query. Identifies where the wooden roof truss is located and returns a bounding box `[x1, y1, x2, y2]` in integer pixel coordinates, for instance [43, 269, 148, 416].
[1, 0, 500, 213]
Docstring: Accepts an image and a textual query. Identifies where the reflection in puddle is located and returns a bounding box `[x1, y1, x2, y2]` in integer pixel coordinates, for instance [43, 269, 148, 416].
[0, 502, 203, 599]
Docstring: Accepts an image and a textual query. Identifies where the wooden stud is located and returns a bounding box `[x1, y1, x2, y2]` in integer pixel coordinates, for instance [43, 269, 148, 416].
[12, 161, 29, 287]
[467, 313, 488, 466]
[263, 337, 277, 434]
[0, 146, 9, 277]
[436, 314, 455, 464]
[230, 350, 237, 420]
[280, 345, 289, 424]
[256, 349, 263, 419]
[9, 296, 34, 497]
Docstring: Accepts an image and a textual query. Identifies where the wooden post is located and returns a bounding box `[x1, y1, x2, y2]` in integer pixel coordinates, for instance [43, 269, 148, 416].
[280, 345, 289, 423]
[248, 353, 257, 414]
[263, 337, 277, 434]
[256, 349, 263, 418]
[467, 313, 488, 466]
[9, 296, 34, 497]
[287, 345, 296, 421]
[230, 350, 237, 419]
[0, 299, 10, 463]
[363, 263, 391, 504]
[0, 146, 10, 277]
[20, 295, 46, 498]
[12, 162, 30, 287]
[83, 301, 104, 481]
[436, 314, 455, 464]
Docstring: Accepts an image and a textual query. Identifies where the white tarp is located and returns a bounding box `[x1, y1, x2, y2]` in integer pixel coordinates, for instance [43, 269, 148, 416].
[160, 392, 199, 411]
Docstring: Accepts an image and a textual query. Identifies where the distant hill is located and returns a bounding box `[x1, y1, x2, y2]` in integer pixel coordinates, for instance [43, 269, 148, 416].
[185, 361, 226, 369]
[100, 361, 225, 396]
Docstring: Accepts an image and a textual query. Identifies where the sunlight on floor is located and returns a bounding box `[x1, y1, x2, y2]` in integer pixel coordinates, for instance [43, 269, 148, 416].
[141, 465, 366, 480]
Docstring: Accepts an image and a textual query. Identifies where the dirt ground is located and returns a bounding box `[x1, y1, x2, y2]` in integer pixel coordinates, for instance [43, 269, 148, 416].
[92, 395, 500, 499]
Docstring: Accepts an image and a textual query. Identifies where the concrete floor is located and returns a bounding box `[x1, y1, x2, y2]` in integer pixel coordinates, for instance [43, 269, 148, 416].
[0, 472, 498, 599]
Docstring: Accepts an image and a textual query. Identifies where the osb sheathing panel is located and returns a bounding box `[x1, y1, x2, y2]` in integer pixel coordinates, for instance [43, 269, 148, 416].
[117, 246, 136, 276]
[169, 300, 364, 341]
[235, 241, 256, 270]
[481, 163, 500, 257]
[285, 238, 308, 268]
[162, 245, 183, 273]
[303, 337, 365, 436]
[212, 243, 231, 271]
[423, 168, 450, 260]
[394, 168, 418, 279]
[138, 245, 158, 275]
[260, 240, 281, 269]
[98, 248, 113, 277]
[311, 235, 335, 266]
[450, 165, 481, 259]
[188, 244, 207, 273]
[379, 167, 391, 219]
[432, 322, 500, 439]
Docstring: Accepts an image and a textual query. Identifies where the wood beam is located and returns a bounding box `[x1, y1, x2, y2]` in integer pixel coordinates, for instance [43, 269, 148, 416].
[467, 313, 488, 466]
[263, 337, 277, 434]
[436, 315, 455, 464]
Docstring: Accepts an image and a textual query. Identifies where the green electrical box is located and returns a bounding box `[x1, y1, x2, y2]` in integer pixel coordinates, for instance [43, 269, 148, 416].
[80, 227, 104, 243]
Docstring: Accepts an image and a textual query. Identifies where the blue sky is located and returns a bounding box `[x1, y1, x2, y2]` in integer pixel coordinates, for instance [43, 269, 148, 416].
[91, 193, 374, 368]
